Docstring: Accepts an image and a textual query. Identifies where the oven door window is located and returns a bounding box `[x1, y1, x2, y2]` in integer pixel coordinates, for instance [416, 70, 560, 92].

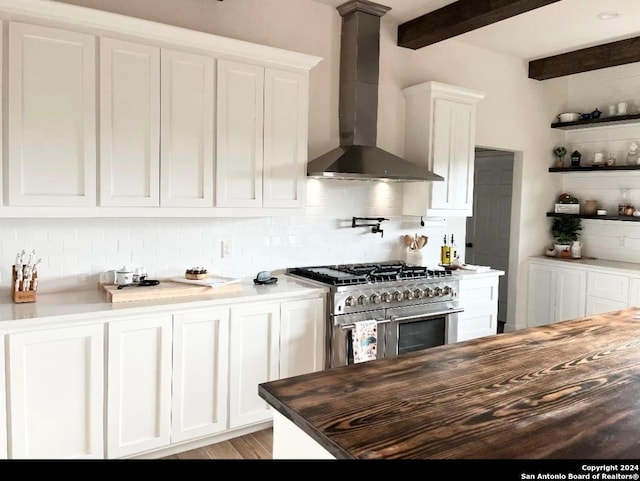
[397, 316, 446, 355]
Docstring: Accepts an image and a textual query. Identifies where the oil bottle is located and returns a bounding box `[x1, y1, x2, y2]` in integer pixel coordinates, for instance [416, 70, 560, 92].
[440, 235, 450, 265]
[450, 234, 458, 262]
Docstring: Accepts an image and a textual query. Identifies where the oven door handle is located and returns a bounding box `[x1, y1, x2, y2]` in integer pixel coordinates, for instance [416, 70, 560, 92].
[340, 318, 390, 331]
[390, 307, 464, 322]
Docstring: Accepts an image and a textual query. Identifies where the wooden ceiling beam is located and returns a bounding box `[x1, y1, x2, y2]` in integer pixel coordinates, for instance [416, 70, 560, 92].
[398, 0, 563, 50]
[529, 36, 640, 80]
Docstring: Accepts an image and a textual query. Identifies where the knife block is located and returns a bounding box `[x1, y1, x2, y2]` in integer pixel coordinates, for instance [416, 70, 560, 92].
[12, 265, 37, 304]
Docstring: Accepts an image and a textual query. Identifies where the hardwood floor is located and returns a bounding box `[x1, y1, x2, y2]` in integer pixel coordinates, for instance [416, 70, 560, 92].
[162, 428, 273, 460]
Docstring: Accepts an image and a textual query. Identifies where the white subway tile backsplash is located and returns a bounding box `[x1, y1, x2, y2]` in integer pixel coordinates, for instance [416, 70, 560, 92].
[1, 181, 457, 292]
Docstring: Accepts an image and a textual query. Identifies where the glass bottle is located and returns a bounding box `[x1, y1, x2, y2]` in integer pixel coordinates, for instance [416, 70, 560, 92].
[440, 235, 450, 265]
[450, 234, 458, 262]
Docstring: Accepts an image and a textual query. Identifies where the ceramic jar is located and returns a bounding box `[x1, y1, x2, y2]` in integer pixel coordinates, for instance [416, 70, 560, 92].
[583, 200, 598, 215]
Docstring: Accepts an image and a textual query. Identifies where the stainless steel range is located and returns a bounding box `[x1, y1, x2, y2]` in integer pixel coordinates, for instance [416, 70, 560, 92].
[287, 261, 463, 369]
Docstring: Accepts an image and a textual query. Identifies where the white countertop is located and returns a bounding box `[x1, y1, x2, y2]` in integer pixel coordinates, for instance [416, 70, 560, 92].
[0, 275, 328, 331]
[529, 256, 640, 276]
[450, 268, 505, 278]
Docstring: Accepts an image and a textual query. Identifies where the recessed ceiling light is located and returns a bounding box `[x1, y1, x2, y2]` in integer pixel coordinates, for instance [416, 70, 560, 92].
[597, 11, 620, 20]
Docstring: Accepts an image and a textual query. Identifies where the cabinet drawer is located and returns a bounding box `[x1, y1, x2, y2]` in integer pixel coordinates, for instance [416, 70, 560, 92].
[585, 296, 628, 317]
[459, 277, 498, 308]
[586, 272, 629, 302]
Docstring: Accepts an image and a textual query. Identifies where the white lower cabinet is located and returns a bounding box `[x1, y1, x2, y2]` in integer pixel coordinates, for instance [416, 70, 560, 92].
[228, 303, 281, 428]
[585, 271, 629, 316]
[279, 298, 325, 379]
[107, 315, 173, 458]
[227, 297, 326, 429]
[528, 261, 586, 327]
[7, 324, 104, 459]
[171, 308, 229, 443]
[455, 275, 500, 342]
[0, 292, 325, 459]
[0, 337, 7, 459]
[629, 278, 640, 307]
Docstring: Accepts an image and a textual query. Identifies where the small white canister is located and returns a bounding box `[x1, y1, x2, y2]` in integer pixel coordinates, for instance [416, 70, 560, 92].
[116, 267, 134, 286]
[406, 248, 425, 266]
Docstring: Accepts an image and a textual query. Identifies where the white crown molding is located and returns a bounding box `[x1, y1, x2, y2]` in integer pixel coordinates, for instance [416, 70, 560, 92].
[0, 0, 323, 71]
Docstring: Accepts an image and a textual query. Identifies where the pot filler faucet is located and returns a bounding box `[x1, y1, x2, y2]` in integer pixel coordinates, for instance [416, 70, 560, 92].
[352, 217, 389, 238]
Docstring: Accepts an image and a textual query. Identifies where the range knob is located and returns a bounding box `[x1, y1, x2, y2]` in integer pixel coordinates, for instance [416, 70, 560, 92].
[370, 293, 381, 304]
[443, 286, 452, 296]
[434, 287, 443, 297]
[358, 294, 370, 306]
[425, 287, 434, 298]
[345, 296, 357, 307]
[381, 292, 393, 303]
[414, 288, 425, 299]
[404, 290, 415, 300]
[393, 291, 403, 302]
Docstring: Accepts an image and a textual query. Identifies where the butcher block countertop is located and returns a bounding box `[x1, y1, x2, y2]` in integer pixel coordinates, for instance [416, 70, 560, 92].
[258, 308, 640, 459]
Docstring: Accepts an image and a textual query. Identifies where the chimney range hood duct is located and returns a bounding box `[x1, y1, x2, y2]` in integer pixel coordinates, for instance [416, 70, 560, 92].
[307, 0, 444, 183]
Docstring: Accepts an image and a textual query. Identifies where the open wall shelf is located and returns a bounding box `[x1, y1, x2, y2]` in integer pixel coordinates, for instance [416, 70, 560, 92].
[549, 165, 640, 172]
[551, 113, 640, 130]
[546, 212, 640, 222]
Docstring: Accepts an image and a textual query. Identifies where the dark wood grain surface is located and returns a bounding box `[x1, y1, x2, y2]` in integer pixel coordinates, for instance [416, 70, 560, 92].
[258, 309, 640, 459]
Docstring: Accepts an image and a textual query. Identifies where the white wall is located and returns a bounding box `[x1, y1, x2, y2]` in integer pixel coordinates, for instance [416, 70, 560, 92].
[8, 0, 574, 331]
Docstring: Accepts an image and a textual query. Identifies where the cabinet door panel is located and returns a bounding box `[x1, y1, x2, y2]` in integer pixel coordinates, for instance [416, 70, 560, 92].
[263, 69, 307, 208]
[216, 59, 264, 207]
[280, 298, 324, 378]
[100, 38, 160, 206]
[161, 49, 215, 207]
[0, 337, 6, 459]
[107, 315, 172, 458]
[8, 22, 96, 206]
[555, 267, 586, 323]
[172, 309, 229, 442]
[229, 303, 280, 428]
[527, 263, 556, 327]
[8, 324, 104, 459]
[431, 98, 474, 211]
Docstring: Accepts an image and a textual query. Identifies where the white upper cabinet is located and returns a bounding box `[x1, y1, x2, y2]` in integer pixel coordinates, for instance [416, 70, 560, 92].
[8, 22, 96, 206]
[99, 38, 160, 207]
[160, 49, 215, 207]
[216, 60, 309, 209]
[263, 69, 307, 208]
[402, 81, 485, 217]
[216, 59, 264, 208]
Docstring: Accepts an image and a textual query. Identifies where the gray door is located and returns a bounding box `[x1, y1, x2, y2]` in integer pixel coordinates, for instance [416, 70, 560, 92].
[466, 149, 514, 323]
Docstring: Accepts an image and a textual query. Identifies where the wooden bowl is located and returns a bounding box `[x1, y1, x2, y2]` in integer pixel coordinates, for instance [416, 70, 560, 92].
[185, 271, 208, 280]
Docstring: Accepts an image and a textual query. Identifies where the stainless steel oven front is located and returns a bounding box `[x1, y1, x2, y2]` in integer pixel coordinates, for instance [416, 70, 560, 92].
[328, 302, 463, 369]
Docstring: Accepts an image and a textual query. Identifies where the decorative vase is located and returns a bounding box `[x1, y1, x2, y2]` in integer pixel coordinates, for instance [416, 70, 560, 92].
[554, 244, 571, 256]
[555, 156, 564, 168]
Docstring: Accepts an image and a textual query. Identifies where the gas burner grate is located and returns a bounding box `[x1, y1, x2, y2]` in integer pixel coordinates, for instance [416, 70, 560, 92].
[288, 261, 452, 286]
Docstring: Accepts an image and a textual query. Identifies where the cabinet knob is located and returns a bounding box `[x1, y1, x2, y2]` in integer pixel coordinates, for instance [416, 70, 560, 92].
[466, 242, 473, 248]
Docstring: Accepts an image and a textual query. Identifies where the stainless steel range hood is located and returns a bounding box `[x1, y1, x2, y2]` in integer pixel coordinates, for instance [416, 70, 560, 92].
[307, 0, 443, 183]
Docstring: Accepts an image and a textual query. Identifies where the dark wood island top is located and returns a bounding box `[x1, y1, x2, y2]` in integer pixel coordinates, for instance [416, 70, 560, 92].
[258, 308, 640, 459]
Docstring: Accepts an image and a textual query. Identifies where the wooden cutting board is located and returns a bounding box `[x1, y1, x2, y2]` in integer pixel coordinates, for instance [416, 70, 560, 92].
[101, 279, 242, 303]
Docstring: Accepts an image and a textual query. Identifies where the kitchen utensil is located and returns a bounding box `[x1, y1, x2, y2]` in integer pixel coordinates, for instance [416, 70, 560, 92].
[403, 234, 413, 247]
[117, 279, 160, 289]
[416, 235, 428, 249]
